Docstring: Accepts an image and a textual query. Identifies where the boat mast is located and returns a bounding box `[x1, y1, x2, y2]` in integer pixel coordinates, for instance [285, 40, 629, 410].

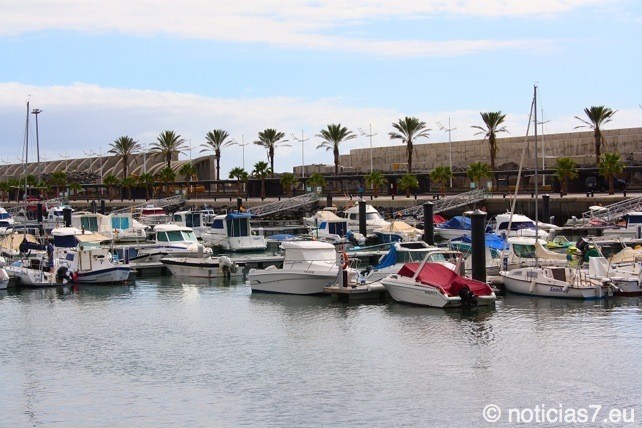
[533, 85, 539, 238]
[23, 101, 30, 204]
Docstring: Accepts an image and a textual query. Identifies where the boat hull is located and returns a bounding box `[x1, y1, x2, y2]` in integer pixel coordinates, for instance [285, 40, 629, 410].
[501, 274, 608, 300]
[161, 257, 245, 278]
[248, 270, 338, 295]
[74, 267, 131, 284]
[381, 278, 496, 308]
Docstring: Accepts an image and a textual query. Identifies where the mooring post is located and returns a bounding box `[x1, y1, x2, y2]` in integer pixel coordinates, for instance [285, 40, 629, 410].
[237, 197, 243, 211]
[542, 194, 550, 226]
[358, 200, 367, 236]
[100, 200, 106, 215]
[423, 202, 434, 245]
[63, 207, 72, 227]
[470, 209, 487, 283]
[326, 194, 333, 208]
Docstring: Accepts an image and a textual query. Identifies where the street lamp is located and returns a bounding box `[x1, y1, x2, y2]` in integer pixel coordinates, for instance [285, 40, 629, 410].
[31, 108, 42, 183]
[359, 124, 377, 174]
[231, 135, 249, 170]
[437, 118, 457, 187]
[290, 130, 309, 178]
[58, 150, 70, 173]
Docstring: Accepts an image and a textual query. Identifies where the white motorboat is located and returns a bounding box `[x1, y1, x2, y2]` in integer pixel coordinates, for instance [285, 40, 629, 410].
[133, 205, 171, 226]
[133, 224, 212, 262]
[71, 211, 148, 242]
[342, 204, 390, 233]
[201, 212, 267, 251]
[0, 264, 9, 290]
[308, 217, 350, 245]
[161, 255, 245, 278]
[434, 215, 472, 240]
[586, 250, 642, 296]
[359, 241, 454, 283]
[492, 212, 549, 240]
[600, 211, 642, 238]
[380, 256, 496, 308]
[0, 206, 15, 235]
[171, 210, 208, 239]
[500, 266, 613, 299]
[248, 241, 355, 295]
[5, 257, 68, 287]
[373, 219, 423, 243]
[52, 228, 131, 284]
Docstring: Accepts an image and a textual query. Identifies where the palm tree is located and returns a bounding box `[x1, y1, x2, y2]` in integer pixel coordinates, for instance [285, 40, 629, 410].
[156, 167, 176, 196]
[178, 163, 197, 183]
[103, 174, 119, 201]
[316, 124, 356, 177]
[553, 157, 578, 196]
[388, 117, 431, 173]
[0, 181, 8, 202]
[150, 130, 187, 168]
[471, 111, 508, 173]
[254, 129, 289, 178]
[201, 129, 234, 181]
[138, 172, 155, 200]
[307, 173, 326, 194]
[121, 176, 138, 200]
[364, 171, 386, 198]
[47, 171, 67, 198]
[467, 162, 493, 190]
[108, 136, 141, 178]
[252, 161, 271, 200]
[280, 173, 298, 197]
[229, 167, 248, 197]
[68, 181, 82, 200]
[398, 173, 419, 198]
[430, 166, 453, 197]
[575, 106, 617, 166]
[598, 152, 625, 195]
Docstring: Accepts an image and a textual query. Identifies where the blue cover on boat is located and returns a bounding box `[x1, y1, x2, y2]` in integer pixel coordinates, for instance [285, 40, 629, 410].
[439, 216, 471, 230]
[269, 234, 297, 241]
[461, 233, 508, 250]
[226, 212, 253, 219]
[373, 245, 397, 269]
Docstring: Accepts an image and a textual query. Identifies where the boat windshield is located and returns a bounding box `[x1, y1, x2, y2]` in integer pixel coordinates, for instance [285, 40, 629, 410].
[366, 212, 383, 221]
[396, 250, 430, 263]
[498, 221, 536, 231]
[0, 212, 10, 220]
[512, 244, 536, 258]
[158, 230, 197, 242]
[80, 216, 99, 232]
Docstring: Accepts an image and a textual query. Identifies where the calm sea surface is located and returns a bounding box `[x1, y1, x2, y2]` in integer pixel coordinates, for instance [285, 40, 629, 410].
[1, 276, 640, 427]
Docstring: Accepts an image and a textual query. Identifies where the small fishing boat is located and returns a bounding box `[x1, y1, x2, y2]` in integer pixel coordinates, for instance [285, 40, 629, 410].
[342, 204, 390, 233]
[133, 224, 212, 262]
[380, 256, 496, 308]
[585, 249, 642, 296]
[202, 212, 267, 251]
[161, 255, 245, 278]
[171, 210, 209, 239]
[5, 257, 68, 287]
[500, 266, 613, 299]
[248, 241, 355, 295]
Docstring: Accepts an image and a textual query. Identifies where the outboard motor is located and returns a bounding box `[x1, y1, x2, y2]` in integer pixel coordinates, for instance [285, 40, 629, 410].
[218, 256, 237, 278]
[458, 285, 477, 308]
[55, 266, 71, 283]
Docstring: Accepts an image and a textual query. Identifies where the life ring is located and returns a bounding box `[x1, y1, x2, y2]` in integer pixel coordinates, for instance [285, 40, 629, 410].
[340, 251, 349, 269]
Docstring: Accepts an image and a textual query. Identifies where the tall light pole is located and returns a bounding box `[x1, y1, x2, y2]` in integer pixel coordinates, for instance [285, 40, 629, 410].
[437, 118, 457, 187]
[537, 109, 550, 186]
[31, 108, 42, 184]
[232, 135, 249, 170]
[359, 124, 377, 174]
[58, 150, 70, 173]
[290, 131, 309, 178]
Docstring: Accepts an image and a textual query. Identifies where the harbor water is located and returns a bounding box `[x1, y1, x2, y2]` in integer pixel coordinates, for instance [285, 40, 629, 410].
[1, 277, 640, 426]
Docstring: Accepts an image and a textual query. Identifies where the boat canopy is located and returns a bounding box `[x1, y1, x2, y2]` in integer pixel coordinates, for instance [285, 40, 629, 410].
[397, 262, 493, 297]
[439, 216, 471, 230]
[282, 241, 337, 263]
[460, 234, 508, 250]
[374, 245, 398, 269]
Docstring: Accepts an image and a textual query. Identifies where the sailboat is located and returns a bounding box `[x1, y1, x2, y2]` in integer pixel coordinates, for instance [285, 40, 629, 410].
[499, 86, 614, 300]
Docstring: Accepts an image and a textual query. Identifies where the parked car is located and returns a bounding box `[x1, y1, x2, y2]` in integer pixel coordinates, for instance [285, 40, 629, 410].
[585, 176, 625, 192]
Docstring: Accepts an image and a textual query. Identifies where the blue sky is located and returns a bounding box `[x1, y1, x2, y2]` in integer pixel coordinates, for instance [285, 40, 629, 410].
[1, 0, 641, 177]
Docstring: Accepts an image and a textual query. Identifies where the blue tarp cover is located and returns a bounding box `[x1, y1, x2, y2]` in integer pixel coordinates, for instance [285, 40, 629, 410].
[374, 245, 398, 269]
[460, 233, 508, 250]
[439, 216, 471, 230]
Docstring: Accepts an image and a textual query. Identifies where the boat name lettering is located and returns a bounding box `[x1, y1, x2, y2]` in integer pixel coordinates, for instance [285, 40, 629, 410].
[549, 287, 563, 292]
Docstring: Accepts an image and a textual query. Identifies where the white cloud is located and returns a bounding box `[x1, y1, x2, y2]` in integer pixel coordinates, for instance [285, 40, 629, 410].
[1, 82, 640, 177]
[0, 0, 615, 57]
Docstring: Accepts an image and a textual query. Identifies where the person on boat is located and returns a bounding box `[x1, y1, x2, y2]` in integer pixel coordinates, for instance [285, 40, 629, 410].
[46, 239, 55, 272]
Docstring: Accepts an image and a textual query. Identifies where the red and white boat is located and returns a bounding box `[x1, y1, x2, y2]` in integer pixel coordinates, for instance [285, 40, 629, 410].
[380, 258, 496, 308]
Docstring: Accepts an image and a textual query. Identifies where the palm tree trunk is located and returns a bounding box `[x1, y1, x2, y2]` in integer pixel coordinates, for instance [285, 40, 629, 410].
[123, 155, 128, 178]
[594, 130, 601, 166]
[270, 148, 275, 178]
[608, 176, 614, 195]
[407, 143, 412, 173]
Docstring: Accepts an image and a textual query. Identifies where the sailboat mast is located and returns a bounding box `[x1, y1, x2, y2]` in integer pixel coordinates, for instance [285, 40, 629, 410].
[24, 101, 30, 202]
[533, 85, 539, 235]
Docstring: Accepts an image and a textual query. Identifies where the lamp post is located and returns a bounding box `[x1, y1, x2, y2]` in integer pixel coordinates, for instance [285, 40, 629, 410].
[31, 108, 42, 184]
[359, 124, 377, 174]
[58, 150, 70, 173]
[232, 136, 249, 170]
[437, 118, 457, 188]
[290, 131, 309, 178]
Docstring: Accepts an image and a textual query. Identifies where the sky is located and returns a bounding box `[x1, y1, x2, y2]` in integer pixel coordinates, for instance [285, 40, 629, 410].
[1, 0, 641, 178]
